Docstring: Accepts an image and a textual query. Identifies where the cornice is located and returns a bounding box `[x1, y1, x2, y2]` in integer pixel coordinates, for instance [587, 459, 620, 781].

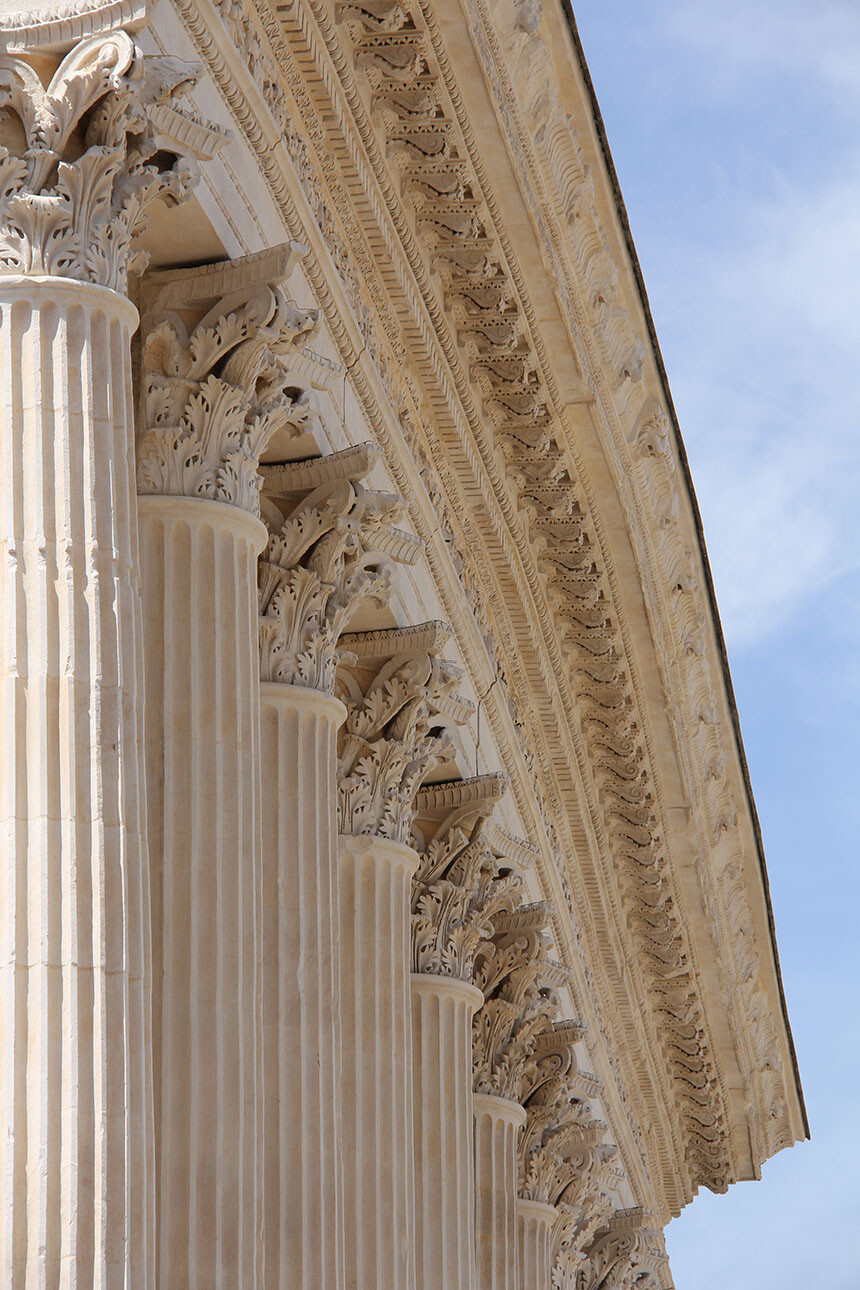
[451, 0, 806, 1169]
[160, 0, 804, 1219]
[165, 0, 694, 1214]
[319, 0, 733, 1208]
[554, 0, 808, 1149]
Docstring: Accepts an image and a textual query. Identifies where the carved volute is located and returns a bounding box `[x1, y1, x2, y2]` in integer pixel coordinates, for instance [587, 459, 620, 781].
[0, 30, 225, 289]
[258, 443, 422, 690]
[572, 1209, 669, 1290]
[517, 1021, 611, 1219]
[471, 900, 568, 1102]
[137, 246, 318, 513]
[409, 773, 523, 981]
[336, 621, 472, 844]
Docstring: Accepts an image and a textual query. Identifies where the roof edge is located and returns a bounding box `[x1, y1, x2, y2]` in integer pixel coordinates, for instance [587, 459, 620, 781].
[557, 0, 808, 1143]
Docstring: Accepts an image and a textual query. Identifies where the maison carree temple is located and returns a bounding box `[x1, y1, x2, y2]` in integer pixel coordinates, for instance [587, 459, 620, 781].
[0, 0, 806, 1286]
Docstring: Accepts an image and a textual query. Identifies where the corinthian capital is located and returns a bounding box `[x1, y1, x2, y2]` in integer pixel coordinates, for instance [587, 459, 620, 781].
[550, 1141, 618, 1276]
[336, 622, 472, 843]
[137, 246, 317, 513]
[410, 774, 524, 981]
[575, 1210, 669, 1290]
[471, 901, 568, 1101]
[258, 443, 423, 691]
[0, 31, 226, 289]
[519, 1022, 610, 1212]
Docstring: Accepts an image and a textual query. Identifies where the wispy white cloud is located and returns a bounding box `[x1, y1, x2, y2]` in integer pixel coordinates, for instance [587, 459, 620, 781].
[665, 0, 860, 96]
[653, 151, 860, 648]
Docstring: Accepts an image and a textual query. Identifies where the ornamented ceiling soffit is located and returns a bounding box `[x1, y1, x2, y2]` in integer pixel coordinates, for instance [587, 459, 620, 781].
[157, 0, 806, 1218]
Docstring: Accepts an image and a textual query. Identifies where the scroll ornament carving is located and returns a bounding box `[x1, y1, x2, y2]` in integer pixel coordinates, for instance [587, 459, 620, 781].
[214, 0, 288, 129]
[137, 285, 317, 513]
[471, 900, 567, 1101]
[335, 2, 412, 32]
[337, 623, 472, 843]
[410, 775, 521, 981]
[0, 0, 147, 50]
[0, 32, 210, 290]
[258, 444, 423, 691]
[571, 1211, 670, 1290]
[518, 1022, 609, 1216]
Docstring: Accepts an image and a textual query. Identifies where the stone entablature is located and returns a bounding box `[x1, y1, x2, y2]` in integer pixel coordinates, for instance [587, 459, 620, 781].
[159, 0, 807, 1213]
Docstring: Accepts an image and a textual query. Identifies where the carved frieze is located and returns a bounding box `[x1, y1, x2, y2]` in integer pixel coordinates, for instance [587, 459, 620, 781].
[410, 773, 522, 981]
[0, 31, 225, 289]
[336, 621, 472, 843]
[137, 246, 317, 514]
[258, 443, 422, 691]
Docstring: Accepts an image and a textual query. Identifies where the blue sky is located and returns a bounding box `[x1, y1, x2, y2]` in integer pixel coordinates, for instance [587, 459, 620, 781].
[572, 4, 860, 1287]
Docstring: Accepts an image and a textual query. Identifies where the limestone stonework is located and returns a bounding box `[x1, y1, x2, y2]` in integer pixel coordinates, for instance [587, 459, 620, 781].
[0, 1, 806, 1288]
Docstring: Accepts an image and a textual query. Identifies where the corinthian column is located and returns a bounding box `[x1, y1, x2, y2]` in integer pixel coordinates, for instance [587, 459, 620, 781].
[0, 31, 215, 1290]
[257, 447, 422, 1290]
[517, 1023, 609, 1290]
[471, 901, 564, 1290]
[409, 775, 520, 1290]
[336, 624, 470, 1290]
[137, 247, 315, 1289]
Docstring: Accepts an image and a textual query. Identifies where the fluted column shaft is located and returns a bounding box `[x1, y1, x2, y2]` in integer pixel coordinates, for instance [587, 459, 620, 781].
[517, 1200, 557, 1290]
[0, 278, 152, 1290]
[139, 495, 265, 1289]
[260, 684, 345, 1290]
[473, 1095, 526, 1290]
[338, 835, 418, 1290]
[411, 973, 483, 1290]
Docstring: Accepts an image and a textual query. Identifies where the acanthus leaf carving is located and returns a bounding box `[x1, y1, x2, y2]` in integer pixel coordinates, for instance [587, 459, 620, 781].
[517, 1016, 623, 1265]
[137, 246, 317, 514]
[471, 900, 567, 1101]
[0, 31, 226, 290]
[410, 773, 522, 981]
[336, 622, 473, 843]
[258, 443, 423, 691]
[572, 1210, 671, 1290]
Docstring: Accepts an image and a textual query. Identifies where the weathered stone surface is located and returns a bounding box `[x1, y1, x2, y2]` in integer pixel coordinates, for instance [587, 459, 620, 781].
[0, 2, 804, 1289]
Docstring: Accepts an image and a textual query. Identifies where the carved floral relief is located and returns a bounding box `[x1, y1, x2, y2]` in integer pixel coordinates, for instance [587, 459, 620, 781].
[138, 276, 317, 513]
[0, 31, 221, 289]
[258, 443, 422, 690]
[336, 622, 472, 843]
